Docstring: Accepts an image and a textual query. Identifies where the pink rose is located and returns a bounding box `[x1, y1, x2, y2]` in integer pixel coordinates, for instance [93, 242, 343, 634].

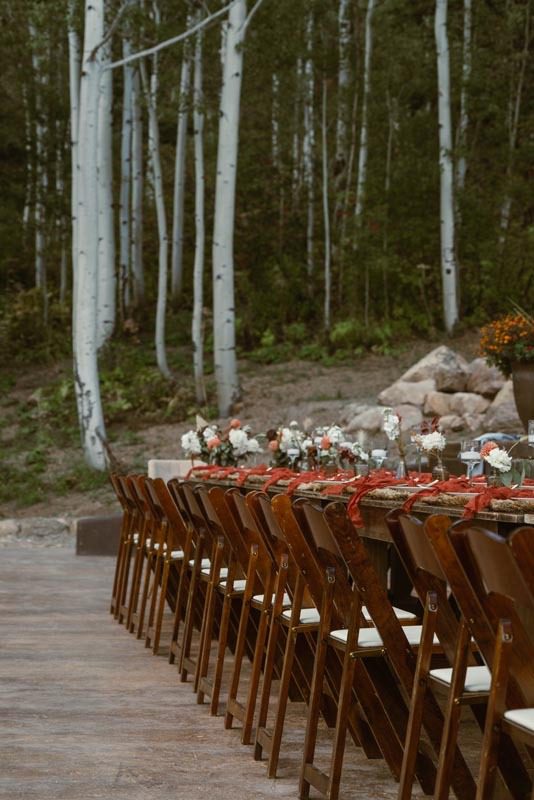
[320, 435, 331, 450]
[268, 440, 279, 452]
[480, 441, 498, 458]
[230, 418, 241, 429]
[207, 437, 221, 450]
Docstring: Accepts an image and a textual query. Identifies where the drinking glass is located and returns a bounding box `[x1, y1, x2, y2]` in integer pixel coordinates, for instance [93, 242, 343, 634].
[371, 448, 387, 470]
[528, 421, 534, 453]
[410, 429, 423, 473]
[459, 439, 481, 481]
[287, 446, 300, 472]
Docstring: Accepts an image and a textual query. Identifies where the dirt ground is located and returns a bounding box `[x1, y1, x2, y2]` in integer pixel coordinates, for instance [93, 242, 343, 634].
[1, 333, 480, 522]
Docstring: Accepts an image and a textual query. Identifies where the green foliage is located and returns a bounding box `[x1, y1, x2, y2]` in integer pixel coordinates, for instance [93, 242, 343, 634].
[0, 289, 71, 364]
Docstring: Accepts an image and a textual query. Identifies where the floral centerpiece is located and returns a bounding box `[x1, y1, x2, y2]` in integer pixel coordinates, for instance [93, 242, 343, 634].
[479, 309, 534, 377]
[382, 408, 407, 477]
[420, 427, 447, 480]
[182, 417, 261, 467]
[480, 307, 534, 430]
[480, 440, 513, 486]
[266, 421, 306, 469]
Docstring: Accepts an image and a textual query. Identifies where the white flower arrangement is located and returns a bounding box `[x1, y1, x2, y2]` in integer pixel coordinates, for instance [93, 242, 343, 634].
[420, 430, 447, 454]
[484, 446, 512, 473]
[181, 430, 202, 456]
[229, 427, 261, 457]
[326, 425, 345, 445]
[350, 442, 369, 462]
[383, 408, 401, 441]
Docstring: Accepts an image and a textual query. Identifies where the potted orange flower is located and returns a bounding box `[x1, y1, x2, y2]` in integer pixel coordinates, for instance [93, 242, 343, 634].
[479, 307, 534, 431]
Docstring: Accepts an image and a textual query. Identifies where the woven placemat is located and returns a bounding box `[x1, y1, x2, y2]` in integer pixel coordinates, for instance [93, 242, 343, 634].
[367, 488, 412, 501]
[419, 493, 469, 507]
[491, 498, 534, 513]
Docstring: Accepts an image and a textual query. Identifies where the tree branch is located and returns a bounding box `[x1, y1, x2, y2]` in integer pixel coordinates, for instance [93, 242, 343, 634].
[240, 0, 267, 35]
[105, 1, 237, 71]
[90, 0, 136, 61]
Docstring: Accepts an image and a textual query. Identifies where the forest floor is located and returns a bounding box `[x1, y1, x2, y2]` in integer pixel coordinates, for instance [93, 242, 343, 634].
[0, 331, 480, 524]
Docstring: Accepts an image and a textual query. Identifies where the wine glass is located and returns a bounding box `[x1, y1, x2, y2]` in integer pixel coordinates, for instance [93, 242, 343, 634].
[371, 448, 387, 470]
[287, 446, 300, 472]
[459, 439, 481, 481]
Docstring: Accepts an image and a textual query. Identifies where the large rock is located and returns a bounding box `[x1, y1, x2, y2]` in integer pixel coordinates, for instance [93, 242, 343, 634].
[18, 517, 70, 539]
[400, 346, 468, 392]
[466, 358, 506, 398]
[395, 404, 424, 432]
[424, 391, 454, 417]
[345, 405, 386, 434]
[439, 414, 465, 433]
[0, 519, 20, 538]
[483, 381, 522, 432]
[339, 403, 370, 426]
[450, 392, 491, 416]
[463, 413, 486, 433]
[378, 379, 436, 408]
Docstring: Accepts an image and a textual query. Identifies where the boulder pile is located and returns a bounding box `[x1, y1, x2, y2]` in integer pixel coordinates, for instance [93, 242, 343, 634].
[341, 345, 522, 435]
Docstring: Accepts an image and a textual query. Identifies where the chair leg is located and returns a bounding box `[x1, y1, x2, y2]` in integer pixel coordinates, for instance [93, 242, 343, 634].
[397, 593, 438, 800]
[300, 625, 330, 799]
[433, 620, 471, 800]
[110, 514, 129, 615]
[241, 599, 271, 745]
[145, 553, 164, 647]
[267, 624, 300, 776]
[169, 563, 190, 665]
[135, 550, 154, 639]
[116, 534, 133, 622]
[193, 540, 225, 693]
[148, 555, 172, 654]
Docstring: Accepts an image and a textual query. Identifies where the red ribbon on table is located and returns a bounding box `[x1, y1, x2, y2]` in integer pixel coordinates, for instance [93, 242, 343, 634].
[463, 486, 534, 518]
[234, 465, 269, 486]
[262, 468, 298, 491]
[346, 472, 416, 528]
[401, 476, 477, 513]
[185, 465, 238, 481]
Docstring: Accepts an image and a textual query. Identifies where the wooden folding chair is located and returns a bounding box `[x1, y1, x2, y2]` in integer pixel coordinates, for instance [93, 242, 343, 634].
[124, 475, 155, 635]
[109, 474, 141, 623]
[386, 510, 492, 800]
[308, 499, 478, 800]
[424, 515, 533, 800]
[460, 524, 534, 800]
[141, 478, 189, 654]
[191, 485, 249, 713]
[250, 491, 330, 776]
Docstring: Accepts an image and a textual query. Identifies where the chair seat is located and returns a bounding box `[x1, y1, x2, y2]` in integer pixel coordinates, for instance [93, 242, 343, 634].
[329, 624, 437, 649]
[169, 549, 184, 560]
[219, 578, 248, 593]
[362, 606, 417, 622]
[429, 665, 491, 693]
[281, 607, 320, 624]
[504, 708, 534, 733]
[202, 566, 229, 579]
[132, 532, 140, 544]
[189, 557, 212, 569]
[252, 593, 291, 607]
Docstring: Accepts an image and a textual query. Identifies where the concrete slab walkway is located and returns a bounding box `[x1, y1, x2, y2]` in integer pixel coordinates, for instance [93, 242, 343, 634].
[0, 546, 447, 799]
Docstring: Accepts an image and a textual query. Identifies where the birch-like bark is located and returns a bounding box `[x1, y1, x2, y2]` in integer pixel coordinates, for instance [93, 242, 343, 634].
[303, 13, 315, 280]
[22, 86, 33, 233]
[212, 0, 247, 416]
[291, 58, 303, 206]
[272, 72, 280, 168]
[96, 38, 116, 348]
[192, 22, 207, 405]
[335, 0, 351, 173]
[499, 1, 531, 245]
[68, 0, 81, 314]
[354, 0, 375, 223]
[322, 79, 331, 332]
[435, 0, 459, 333]
[141, 52, 171, 378]
[130, 67, 144, 305]
[29, 21, 47, 305]
[455, 0, 472, 193]
[74, 0, 107, 469]
[119, 37, 133, 316]
[171, 21, 192, 298]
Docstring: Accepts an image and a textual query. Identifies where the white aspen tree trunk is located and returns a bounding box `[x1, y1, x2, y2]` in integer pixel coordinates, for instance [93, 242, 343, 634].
[29, 21, 48, 306]
[291, 58, 303, 207]
[212, 0, 247, 416]
[455, 0, 472, 194]
[337, 88, 358, 304]
[130, 67, 145, 306]
[56, 125, 68, 304]
[68, 1, 81, 316]
[74, 0, 107, 469]
[96, 38, 116, 348]
[335, 0, 351, 175]
[171, 19, 192, 298]
[119, 37, 133, 317]
[354, 0, 375, 224]
[192, 21, 207, 405]
[499, 1, 530, 245]
[140, 53, 171, 378]
[435, 0, 459, 333]
[303, 13, 315, 281]
[272, 72, 280, 167]
[22, 86, 33, 233]
[382, 89, 397, 319]
[322, 78, 331, 332]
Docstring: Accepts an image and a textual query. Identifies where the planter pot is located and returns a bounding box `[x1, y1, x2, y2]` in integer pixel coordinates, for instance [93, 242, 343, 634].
[512, 362, 534, 432]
